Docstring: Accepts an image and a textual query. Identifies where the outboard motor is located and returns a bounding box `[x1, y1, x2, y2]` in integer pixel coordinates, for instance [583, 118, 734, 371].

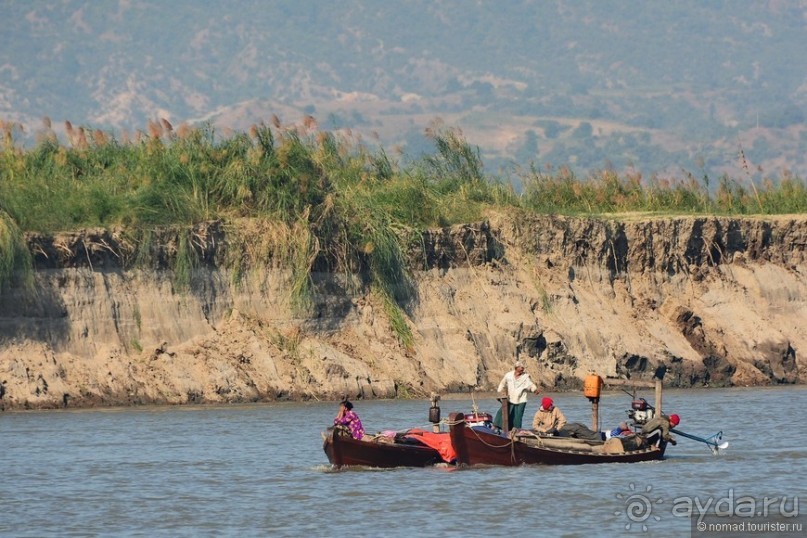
[627, 397, 655, 425]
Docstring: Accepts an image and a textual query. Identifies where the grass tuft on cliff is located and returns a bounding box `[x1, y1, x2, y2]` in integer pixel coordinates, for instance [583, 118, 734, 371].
[0, 209, 33, 293]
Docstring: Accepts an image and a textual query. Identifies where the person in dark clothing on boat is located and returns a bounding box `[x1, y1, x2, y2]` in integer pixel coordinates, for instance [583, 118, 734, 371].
[493, 361, 540, 430]
[556, 421, 643, 451]
[556, 422, 602, 441]
[334, 400, 366, 440]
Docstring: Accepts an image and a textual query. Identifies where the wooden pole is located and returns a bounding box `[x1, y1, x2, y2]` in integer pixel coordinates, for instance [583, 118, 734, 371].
[655, 378, 663, 416]
[603, 378, 656, 389]
[501, 396, 510, 432]
[591, 398, 599, 431]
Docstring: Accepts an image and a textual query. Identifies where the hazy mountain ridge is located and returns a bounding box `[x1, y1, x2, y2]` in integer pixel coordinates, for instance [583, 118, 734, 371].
[3, 0, 807, 180]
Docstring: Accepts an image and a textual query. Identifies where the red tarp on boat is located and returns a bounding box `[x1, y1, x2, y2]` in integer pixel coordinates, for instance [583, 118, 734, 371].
[404, 429, 457, 463]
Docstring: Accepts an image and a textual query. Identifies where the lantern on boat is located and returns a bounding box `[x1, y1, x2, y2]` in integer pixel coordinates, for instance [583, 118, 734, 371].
[429, 393, 441, 431]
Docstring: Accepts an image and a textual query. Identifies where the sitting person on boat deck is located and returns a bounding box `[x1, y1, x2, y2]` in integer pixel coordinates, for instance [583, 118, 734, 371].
[532, 397, 567, 435]
[493, 361, 541, 430]
[334, 400, 366, 440]
[641, 413, 680, 445]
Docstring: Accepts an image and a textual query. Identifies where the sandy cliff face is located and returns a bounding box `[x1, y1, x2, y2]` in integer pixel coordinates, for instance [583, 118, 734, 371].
[0, 214, 805, 410]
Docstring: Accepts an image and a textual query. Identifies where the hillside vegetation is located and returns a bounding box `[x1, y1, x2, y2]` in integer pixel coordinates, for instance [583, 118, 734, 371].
[1, 118, 806, 336]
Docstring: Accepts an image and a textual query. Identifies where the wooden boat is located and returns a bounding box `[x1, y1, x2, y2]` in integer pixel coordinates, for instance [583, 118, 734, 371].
[322, 426, 451, 468]
[446, 375, 676, 466]
[447, 412, 667, 466]
[323, 376, 695, 468]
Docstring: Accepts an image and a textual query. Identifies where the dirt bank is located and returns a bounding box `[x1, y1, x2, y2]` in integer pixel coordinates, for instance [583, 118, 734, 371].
[1, 213, 805, 410]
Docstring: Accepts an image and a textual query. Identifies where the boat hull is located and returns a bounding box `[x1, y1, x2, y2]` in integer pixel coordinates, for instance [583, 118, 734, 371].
[323, 427, 443, 468]
[448, 412, 666, 466]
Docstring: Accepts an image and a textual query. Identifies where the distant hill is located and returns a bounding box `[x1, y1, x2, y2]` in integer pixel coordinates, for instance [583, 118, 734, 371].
[2, 0, 807, 184]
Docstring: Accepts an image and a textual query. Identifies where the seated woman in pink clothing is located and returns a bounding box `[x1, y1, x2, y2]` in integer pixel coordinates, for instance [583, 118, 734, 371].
[333, 400, 366, 440]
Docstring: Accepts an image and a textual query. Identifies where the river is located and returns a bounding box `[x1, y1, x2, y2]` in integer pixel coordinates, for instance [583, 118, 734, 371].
[1, 386, 805, 537]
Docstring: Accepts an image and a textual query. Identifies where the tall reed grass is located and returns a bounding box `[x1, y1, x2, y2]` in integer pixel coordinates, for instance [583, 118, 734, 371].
[1, 117, 806, 341]
[520, 165, 807, 216]
[0, 209, 33, 293]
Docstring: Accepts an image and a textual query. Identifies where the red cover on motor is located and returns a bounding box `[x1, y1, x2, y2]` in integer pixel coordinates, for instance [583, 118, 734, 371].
[631, 400, 648, 410]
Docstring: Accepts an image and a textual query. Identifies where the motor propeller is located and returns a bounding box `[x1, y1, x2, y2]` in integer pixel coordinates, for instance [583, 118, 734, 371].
[671, 427, 729, 455]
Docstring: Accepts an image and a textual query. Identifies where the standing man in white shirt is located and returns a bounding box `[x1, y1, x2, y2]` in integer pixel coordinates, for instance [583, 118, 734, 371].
[493, 360, 541, 431]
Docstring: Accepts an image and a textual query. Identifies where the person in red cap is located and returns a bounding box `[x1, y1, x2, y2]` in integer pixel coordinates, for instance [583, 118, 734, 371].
[531, 396, 567, 435]
[642, 412, 680, 446]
